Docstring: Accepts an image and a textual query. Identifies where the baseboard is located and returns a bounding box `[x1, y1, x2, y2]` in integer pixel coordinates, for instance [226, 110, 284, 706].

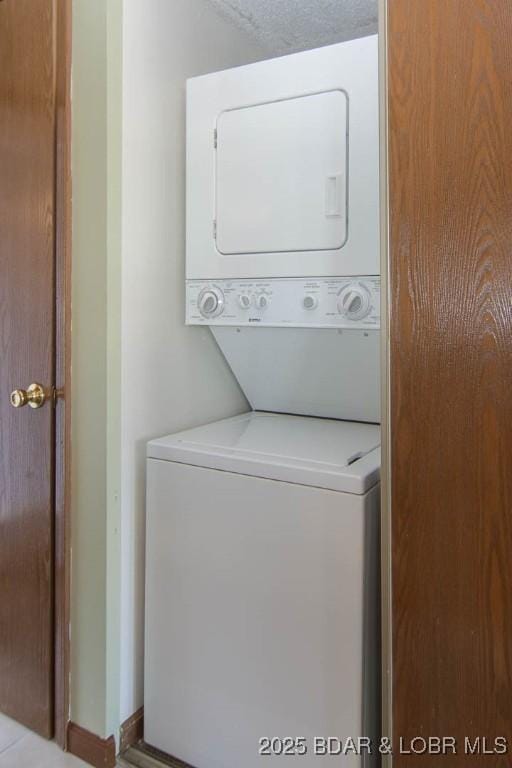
[119, 706, 144, 753]
[67, 721, 116, 768]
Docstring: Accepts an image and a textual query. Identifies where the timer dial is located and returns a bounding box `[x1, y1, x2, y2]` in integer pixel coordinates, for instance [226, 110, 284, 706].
[337, 283, 371, 321]
[198, 286, 225, 318]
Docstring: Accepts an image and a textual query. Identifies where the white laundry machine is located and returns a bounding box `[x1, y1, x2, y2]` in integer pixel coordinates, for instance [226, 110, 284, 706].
[186, 34, 380, 423]
[145, 412, 380, 768]
[144, 34, 381, 768]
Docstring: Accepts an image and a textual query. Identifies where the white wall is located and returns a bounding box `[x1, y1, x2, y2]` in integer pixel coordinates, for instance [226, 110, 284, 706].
[71, 0, 108, 737]
[119, 0, 266, 724]
[71, 0, 124, 738]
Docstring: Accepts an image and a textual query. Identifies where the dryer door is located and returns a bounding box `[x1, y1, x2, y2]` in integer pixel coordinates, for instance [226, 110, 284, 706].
[186, 37, 380, 281]
[215, 91, 347, 256]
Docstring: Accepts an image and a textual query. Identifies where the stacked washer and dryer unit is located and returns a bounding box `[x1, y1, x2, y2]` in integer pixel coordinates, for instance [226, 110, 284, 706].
[145, 36, 380, 768]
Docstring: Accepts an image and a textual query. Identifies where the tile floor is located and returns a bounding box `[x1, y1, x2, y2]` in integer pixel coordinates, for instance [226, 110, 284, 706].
[0, 714, 90, 767]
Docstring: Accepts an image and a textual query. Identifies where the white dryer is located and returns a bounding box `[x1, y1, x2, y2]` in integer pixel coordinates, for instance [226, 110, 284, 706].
[186, 35, 380, 423]
[145, 412, 380, 768]
[186, 36, 379, 282]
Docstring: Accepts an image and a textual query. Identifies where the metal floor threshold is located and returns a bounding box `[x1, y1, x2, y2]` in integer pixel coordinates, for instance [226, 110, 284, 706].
[119, 743, 194, 768]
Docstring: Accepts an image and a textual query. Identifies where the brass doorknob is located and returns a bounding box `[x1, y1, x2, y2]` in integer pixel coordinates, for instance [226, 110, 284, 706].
[10, 383, 48, 409]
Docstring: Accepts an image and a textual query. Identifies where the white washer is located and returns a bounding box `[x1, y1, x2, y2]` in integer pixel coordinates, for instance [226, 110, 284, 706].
[145, 412, 380, 768]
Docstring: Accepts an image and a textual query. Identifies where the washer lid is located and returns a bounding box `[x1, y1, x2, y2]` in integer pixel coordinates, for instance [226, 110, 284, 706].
[147, 411, 380, 494]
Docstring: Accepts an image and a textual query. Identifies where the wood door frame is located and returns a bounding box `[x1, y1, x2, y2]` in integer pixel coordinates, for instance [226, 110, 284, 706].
[378, 1, 392, 765]
[386, 0, 512, 760]
[54, 0, 72, 749]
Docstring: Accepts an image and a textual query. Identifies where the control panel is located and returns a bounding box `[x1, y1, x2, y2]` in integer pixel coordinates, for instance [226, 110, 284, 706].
[186, 277, 380, 329]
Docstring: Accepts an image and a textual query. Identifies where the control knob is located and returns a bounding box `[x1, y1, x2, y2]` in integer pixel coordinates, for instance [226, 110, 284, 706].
[255, 293, 270, 310]
[337, 283, 371, 321]
[198, 286, 225, 318]
[302, 294, 318, 311]
[238, 293, 252, 309]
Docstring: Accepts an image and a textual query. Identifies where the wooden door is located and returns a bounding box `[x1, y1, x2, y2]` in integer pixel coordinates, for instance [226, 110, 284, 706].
[388, 0, 512, 762]
[0, 0, 58, 738]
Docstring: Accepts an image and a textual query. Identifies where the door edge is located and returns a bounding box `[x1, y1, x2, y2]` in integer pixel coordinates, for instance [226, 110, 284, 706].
[54, 0, 72, 749]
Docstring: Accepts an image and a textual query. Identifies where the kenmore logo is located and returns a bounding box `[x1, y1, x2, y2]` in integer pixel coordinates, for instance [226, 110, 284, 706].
[248, 318, 261, 323]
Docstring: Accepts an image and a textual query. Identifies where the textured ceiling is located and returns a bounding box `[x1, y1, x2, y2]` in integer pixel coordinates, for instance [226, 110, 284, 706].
[206, 0, 378, 55]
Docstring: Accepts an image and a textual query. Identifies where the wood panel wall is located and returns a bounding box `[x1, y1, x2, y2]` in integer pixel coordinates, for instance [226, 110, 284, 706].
[388, 0, 512, 763]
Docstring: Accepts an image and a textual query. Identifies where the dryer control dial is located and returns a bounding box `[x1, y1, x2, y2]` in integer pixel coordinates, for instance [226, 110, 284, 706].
[337, 283, 371, 321]
[198, 286, 225, 318]
[255, 293, 270, 310]
[238, 293, 252, 309]
[302, 294, 318, 311]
